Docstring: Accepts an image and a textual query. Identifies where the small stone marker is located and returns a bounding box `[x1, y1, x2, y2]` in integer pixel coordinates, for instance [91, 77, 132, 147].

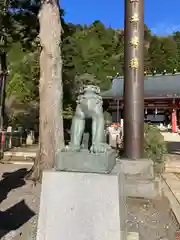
[26, 131, 35, 145]
[7, 126, 12, 148]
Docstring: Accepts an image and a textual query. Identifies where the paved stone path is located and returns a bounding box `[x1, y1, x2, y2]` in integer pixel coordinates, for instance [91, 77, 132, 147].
[153, 132, 180, 225]
[1, 145, 37, 165]
[162, 172, 180, 233]
[4, 145, 37, 156]
[160, 132, 180, 173]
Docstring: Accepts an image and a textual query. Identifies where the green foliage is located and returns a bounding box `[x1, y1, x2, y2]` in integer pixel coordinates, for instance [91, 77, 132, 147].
[173, 31, 180, 71]
[148, 36, 163, 72]
[63, 21, 124, 91]
[0, 0, 40, 53]
[7, 44, 39, 103]
[160, 37, 178, 72]
[120, 124, 167, 166]
[63, 22, 180, 102]
[5, 42, 39, 126]
[144, 124, 167, 163]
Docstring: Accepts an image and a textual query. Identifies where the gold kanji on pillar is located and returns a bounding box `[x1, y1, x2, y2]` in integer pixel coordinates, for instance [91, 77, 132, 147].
[130, 13, 139, 23]
[130, 36, 139, 48]
[130, 58, 139, 69]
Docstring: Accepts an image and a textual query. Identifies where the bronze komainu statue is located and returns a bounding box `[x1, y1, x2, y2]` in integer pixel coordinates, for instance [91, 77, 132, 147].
[67, 85, 110, 153]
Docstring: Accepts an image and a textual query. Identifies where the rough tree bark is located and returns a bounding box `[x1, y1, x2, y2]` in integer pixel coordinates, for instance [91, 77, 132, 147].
[29, 0, 64, 181]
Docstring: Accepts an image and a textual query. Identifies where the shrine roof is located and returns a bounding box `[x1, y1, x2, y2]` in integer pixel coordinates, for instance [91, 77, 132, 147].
[101, 73, 180, 99]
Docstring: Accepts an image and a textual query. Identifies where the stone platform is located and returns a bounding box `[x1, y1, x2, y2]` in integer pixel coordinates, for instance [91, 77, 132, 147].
[55, 149, 116, 173]
[37, 170, 127, 240]
[113, 159, 162, 199]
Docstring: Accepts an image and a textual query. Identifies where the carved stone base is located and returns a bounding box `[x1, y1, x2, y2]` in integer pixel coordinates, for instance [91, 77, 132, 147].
[55, 149, 116, 173]
[112, 159, 162, 199]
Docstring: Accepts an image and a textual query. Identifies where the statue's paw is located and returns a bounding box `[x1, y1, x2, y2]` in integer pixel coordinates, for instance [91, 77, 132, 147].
[64, 143, 81, 152]
[90, 144, 108, 153]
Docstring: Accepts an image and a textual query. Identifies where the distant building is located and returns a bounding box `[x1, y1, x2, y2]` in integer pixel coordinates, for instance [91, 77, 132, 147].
[101, 73, 180, 132]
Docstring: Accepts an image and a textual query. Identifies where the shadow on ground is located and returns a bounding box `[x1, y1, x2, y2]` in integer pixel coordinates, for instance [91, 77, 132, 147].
[0, 168, 28, 204]
[0, 168, 35, 238]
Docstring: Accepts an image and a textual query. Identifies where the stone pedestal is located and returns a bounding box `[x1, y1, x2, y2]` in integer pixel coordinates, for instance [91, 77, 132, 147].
[37, 170, 127, 240]
[113, 159, 162, 199]
[55, 149, 116, 174]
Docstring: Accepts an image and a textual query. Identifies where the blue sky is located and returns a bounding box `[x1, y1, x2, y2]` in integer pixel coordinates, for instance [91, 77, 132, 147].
[61, 0, 180, 36]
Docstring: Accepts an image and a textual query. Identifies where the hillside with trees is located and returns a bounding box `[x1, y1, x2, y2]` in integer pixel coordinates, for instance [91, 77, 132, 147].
[1, 2, 180, 125]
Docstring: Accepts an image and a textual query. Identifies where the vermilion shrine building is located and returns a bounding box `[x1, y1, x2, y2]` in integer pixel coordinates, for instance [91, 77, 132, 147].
[101, 73, 180, 133]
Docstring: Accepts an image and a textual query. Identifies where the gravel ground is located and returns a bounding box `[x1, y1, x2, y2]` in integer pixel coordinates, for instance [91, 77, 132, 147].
[0, 164, 180, 240]
[127, 197, 180, 240]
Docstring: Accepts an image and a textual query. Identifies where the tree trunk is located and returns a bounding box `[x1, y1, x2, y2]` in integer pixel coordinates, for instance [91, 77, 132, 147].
[29, 0, 64, 181]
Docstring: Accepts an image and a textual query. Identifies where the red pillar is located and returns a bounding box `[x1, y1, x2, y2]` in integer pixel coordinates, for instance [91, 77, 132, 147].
[172, 109, 177, 133]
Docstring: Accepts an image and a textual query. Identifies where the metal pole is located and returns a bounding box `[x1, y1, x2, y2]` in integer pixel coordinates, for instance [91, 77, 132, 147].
[124, 0, 144, 159]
